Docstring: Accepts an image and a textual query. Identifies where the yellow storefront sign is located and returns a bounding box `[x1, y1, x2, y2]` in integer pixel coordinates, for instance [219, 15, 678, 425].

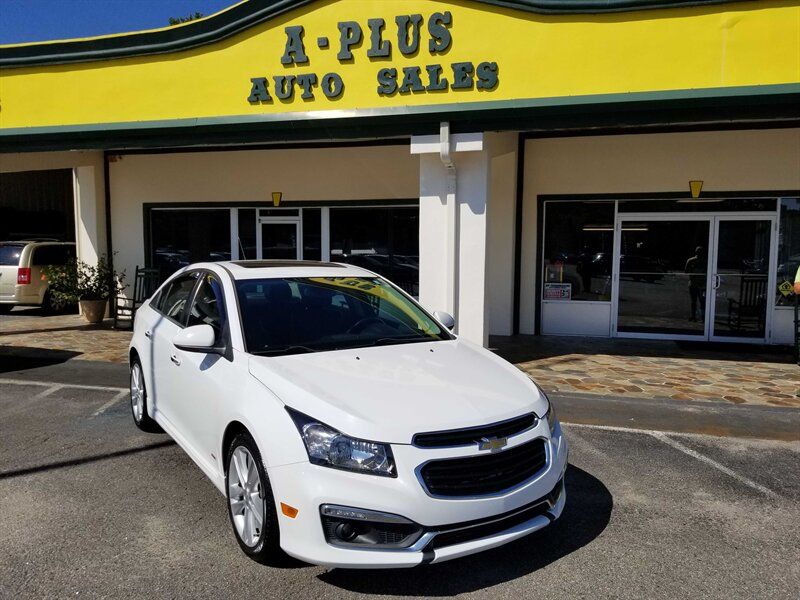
[0, 0, 798, 131]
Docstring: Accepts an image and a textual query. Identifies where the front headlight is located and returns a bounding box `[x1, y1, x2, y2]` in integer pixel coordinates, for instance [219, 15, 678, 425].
[531, 380, 558, 437]
[287, 408, 396, 477]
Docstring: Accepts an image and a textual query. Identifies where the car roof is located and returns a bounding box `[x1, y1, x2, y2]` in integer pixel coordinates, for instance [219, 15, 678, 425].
[203, 260, 378, 280]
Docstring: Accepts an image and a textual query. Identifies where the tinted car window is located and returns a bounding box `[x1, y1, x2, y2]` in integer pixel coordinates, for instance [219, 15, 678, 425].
[186, 274, 226, 343]
[158, 273, 199, 324]
[236, 276, 450, 355]
[32, 245, 75, 266]
[0, 244, 25, 266]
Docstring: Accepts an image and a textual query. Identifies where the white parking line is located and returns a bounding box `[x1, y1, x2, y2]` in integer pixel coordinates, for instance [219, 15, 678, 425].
[564, 422, 779, 498]
[0, 378, 126, 393]
[91, 390, 129, 417]
[32, 384, 65, 399]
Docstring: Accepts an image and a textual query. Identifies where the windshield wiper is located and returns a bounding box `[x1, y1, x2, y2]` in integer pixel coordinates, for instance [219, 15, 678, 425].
[251, 345, 317, 356]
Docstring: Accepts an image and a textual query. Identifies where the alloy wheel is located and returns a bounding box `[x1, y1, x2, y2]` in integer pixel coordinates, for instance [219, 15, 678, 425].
[228, 446, 265, 548]
[130, 363, 145, 423]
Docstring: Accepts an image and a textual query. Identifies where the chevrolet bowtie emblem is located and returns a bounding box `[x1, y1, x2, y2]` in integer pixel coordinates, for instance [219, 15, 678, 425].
[478, 436, 508, 452]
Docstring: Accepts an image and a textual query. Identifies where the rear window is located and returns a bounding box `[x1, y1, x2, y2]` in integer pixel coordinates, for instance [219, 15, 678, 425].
[0, 244, 25, 266]
[32, 245, 75, 266]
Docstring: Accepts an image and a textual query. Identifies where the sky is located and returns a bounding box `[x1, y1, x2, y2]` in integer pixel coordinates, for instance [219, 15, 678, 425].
[0, 0, 240, 44]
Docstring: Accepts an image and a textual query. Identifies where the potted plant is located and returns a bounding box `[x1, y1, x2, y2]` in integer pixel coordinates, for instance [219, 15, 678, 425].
[43, 255, 125, 324]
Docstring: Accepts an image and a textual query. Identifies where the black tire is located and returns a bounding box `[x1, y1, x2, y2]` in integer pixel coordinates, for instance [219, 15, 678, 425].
[129, 358, 162, 433]
[225, 431, 285, 565]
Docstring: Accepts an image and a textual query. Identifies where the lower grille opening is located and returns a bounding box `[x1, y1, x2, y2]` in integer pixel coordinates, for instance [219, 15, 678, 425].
[423, 477, 562, 552]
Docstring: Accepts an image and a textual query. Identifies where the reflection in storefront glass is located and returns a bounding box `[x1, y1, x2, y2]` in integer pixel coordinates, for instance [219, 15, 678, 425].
[330, 207, 419, 296]
[543, 201, 614, 302]
[776, 197, 800, 307]
[150, 209, 231, 280]
[616, 221, 710, 336]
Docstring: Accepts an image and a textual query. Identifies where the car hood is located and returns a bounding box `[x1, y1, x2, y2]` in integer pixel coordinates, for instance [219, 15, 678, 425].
[248, 338, 546, 444]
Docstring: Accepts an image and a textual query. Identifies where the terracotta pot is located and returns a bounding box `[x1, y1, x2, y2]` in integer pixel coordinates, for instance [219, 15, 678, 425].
[79, 299, 107, 324]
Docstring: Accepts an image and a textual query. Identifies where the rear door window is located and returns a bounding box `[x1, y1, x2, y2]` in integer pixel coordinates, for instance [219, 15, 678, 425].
[0, 244, 25, 266]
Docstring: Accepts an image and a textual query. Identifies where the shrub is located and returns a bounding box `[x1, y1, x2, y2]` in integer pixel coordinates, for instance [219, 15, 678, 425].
[43, 255, 125, 308]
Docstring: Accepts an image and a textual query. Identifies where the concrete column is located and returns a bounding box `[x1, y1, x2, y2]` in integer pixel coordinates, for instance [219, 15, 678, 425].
[73, 166, 106, 266]
[415, 131, 517, 347]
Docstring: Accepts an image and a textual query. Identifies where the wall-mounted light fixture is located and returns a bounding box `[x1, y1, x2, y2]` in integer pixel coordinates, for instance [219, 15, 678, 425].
[689, 180, 703, 198]
[272, 192, 283, 207]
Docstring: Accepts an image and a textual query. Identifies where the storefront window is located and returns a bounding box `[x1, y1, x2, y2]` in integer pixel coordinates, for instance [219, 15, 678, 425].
[776, 197, 800, 307]
[149, 209, 230, 279]
[302, 208, 321, 261]
[542, 201, 615, 302]
[237, 209, 257, 260]
[330, 207, 419, 296]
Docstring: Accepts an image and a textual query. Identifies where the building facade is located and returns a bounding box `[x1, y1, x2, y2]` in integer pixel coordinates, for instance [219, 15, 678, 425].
[1, 0, 798, 346]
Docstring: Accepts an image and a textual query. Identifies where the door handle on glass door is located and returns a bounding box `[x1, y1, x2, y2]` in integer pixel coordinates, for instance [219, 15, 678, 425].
[170, 354, 182, 366]
[713, 274, 721, 290]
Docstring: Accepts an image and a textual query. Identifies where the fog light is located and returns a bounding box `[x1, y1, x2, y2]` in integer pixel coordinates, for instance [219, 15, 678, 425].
[320, 504, 424, 549]
[334, 522, 359, 542]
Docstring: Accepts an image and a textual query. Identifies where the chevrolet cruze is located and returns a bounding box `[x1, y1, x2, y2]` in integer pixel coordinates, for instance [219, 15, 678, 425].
[129, 261, 567, 568]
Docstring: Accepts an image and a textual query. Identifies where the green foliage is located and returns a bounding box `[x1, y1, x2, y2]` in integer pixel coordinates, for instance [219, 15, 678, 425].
[168, 12, 204, 26]
[43, 255, 126, 308]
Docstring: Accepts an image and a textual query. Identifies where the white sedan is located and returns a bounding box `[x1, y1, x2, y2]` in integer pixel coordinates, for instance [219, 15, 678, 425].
[129, 261, 567, 568]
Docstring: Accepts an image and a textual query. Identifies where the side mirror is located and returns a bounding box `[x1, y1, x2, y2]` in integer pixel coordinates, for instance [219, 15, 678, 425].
[433, 310, 455, 331]
[173, 324, 217, 353]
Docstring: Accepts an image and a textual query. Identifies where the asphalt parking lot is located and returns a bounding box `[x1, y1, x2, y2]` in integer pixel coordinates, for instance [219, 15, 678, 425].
[1, 376, 799, 599]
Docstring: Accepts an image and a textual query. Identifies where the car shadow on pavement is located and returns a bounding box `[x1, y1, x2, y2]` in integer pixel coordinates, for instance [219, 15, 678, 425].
[318, 464, 612, 596]
[0, 347, 82, 373]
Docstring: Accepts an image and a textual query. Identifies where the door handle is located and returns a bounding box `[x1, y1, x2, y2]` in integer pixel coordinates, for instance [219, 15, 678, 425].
[170, 353, 182, 366]
[713, 274, 721, 290]
[144, 330, 152, 339]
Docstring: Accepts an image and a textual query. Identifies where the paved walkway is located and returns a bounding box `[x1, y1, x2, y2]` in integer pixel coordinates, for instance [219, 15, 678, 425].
[493, 335, 799, 409]
[1, 309, 797, 408]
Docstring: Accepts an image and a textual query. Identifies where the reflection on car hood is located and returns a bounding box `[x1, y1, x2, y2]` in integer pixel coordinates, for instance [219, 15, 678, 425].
[248, 338, 546, 444]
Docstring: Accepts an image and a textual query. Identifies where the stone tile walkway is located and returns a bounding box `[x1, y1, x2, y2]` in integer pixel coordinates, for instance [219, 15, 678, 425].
[1, 310, 797, 408]
[492, 335, 800, 409]
[0, 309, 131, 363]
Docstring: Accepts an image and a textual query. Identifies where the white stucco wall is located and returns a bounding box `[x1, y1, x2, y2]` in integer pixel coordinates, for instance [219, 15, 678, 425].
[108, 144, 418, 283]
[520, 128, 800, 336]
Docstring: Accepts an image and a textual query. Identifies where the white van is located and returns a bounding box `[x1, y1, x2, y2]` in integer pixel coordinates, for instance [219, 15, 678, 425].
[0, 241, 76, 313]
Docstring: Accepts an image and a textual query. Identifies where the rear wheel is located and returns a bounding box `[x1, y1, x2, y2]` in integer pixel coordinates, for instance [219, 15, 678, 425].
[226, 432, 283, 564]
[130, 359, 162, 433]
[42, 291, 58, 314]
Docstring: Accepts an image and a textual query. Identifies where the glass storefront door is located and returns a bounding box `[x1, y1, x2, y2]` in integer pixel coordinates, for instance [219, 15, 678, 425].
[613, 215, 776, 342]
[710, 218, 774, 340]
[259, 220, 300, 260]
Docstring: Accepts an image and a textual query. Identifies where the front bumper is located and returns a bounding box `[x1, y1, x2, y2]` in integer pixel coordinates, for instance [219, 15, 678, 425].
[267, 423, 568, 568]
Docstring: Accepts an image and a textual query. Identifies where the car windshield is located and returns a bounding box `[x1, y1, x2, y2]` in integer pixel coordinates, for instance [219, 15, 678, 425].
[0, 244, 25, 266]
[236, 277, 452, 356]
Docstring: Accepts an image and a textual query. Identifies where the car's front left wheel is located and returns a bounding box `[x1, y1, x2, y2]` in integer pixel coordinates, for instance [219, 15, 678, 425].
[130, 359, 162, 433]
[226, 431, 283, 564]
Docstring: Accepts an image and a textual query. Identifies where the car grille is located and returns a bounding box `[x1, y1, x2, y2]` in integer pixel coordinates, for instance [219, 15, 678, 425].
[423, 478, 563, 551]
[419, 438, 547, 497]
[413, 413, 538, 448]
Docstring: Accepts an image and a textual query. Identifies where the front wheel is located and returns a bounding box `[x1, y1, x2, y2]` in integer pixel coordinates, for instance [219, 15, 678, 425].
[130, 359, 162, 433]
[226, 432, 283, 564]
